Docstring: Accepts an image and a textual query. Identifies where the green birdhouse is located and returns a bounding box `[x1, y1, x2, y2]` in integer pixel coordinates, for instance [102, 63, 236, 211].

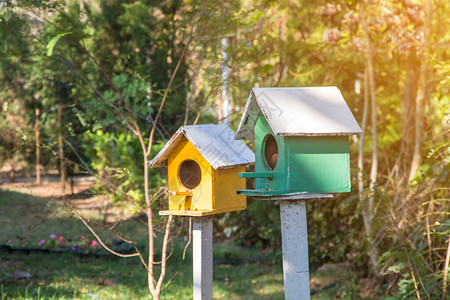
[235, 87, 362, 196]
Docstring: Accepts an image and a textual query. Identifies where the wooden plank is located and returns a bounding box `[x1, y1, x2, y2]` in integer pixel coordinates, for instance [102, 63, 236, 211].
[236, 189, 333, 199]
[280, 200, 310, 300]
[193, 217, 213, 300]
[213, 166, 247, 213]
[256, 193, 332, 200]
[159, 205, 246, 217]
[286, 136, 351, 193]
[160, 210, 213, 217]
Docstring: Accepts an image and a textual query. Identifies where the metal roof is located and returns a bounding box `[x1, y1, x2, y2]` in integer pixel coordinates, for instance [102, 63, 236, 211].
[149, 124, 255, 170]
[235, 87, 362, 140]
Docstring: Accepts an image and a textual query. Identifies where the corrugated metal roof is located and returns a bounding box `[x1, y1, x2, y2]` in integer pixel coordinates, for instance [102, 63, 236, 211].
[235, 87, 362, 140]
[149, 124, 255, 169]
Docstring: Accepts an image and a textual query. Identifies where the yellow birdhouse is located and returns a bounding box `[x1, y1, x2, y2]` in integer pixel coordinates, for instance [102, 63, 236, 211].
[149, 124, 255, 216]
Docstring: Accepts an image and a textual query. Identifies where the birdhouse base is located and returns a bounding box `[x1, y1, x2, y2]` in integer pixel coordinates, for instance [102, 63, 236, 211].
[159, 210, 217, 217]
[237, 189, 333, 200]
[159, 207, 246, 217]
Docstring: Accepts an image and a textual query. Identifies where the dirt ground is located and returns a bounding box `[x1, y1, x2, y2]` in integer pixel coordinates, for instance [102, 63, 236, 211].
[0, 179, 92, 198]
[0, 178, 129, 223]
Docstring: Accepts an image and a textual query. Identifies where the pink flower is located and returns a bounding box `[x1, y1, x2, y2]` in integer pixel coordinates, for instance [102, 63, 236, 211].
[50, 234, 56, 239]
[80, 235, 85, 241]
[261, 248, 269, 254]
[90, 240, 98, 248]
[38, 240, 46, 246]
[58, 236, 63, 241]
[7, 240, 12, 244]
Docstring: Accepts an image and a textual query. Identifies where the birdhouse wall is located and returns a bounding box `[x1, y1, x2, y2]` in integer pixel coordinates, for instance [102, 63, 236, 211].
[167, 139, 213, 211]
[285, 136, 351, 193]
[254, 113, 351, 194]
[213, 166, 247, 214]
[254, 114, 288, 191]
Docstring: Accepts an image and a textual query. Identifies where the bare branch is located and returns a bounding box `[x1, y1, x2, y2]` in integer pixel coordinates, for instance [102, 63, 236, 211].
[163, 271, 179, 290]
[57, 59, 139, 135]
[183, 217, 192, 260]
[146, 32, 196, 156]
[73, 209, 145, 261]
[193, 86, 218, 125]
[64, 139, 147, 215]
[156, 215, 174, 293]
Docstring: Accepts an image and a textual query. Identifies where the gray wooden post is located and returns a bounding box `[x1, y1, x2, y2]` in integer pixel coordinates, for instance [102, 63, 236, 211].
[193, 217, 213, 300]
[280, 200, 310, 300]
[255, 192, 333, 300]
[255, 193, 331, 299]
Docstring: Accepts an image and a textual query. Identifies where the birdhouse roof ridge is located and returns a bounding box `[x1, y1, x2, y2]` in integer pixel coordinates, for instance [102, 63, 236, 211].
[149, 124, 255, 169]
[235, 86, 362, 140]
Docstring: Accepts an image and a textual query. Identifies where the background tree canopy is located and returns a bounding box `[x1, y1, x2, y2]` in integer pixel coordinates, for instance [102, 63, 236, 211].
[0, 0, 448, 298]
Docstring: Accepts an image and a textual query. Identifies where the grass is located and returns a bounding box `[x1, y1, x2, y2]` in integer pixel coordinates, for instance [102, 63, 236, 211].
[0, 186, 374, 299]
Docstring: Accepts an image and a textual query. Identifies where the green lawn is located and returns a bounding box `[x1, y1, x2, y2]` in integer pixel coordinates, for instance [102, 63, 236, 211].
[0, 187, 372, 299]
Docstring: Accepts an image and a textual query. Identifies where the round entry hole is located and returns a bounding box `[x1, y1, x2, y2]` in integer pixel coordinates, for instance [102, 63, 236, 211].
[264, 134, 278, 170]
[178, 159, 201, 189]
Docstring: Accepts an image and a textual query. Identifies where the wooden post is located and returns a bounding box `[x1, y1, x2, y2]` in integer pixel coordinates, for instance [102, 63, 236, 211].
[57, 104, 66, 190]
[193, 217, 213, 300]
[35, 108, 41, 184]
[280, 199, 310, 300]
[253, 193, 331, 299]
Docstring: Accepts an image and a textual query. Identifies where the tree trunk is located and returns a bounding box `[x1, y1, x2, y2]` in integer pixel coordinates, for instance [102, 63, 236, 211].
[403, 51, 417, 152]
[408, 0, 431, 182]
[395, 50, 418, 182]
[368, 61, 378, 196]
[221, 36, 232, 125]
[360, 2, 380, 274]
[57, 104, 66, 190]
[359, 69, 369, 223]
[35, 108, 41, 184]
[408, 71, 426, 182]
[275, 12, 288, 86]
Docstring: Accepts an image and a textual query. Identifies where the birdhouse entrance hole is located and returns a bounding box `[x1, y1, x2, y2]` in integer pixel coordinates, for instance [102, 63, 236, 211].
[179, 159, 202, 189]
[264, 134, 278, 170]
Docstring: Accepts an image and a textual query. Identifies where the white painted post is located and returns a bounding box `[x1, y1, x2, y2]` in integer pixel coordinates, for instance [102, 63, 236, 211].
[193, 217, 213, 300]
[280, 200, 311, 300]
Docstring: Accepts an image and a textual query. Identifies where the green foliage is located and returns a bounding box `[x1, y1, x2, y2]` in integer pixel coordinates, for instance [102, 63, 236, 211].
[103, 73, 152, 122]
[84, 130, 165, 210]
[373, 141, 449, 298]
[219, 200, 281, 249]
[46, 32, 72, 56]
